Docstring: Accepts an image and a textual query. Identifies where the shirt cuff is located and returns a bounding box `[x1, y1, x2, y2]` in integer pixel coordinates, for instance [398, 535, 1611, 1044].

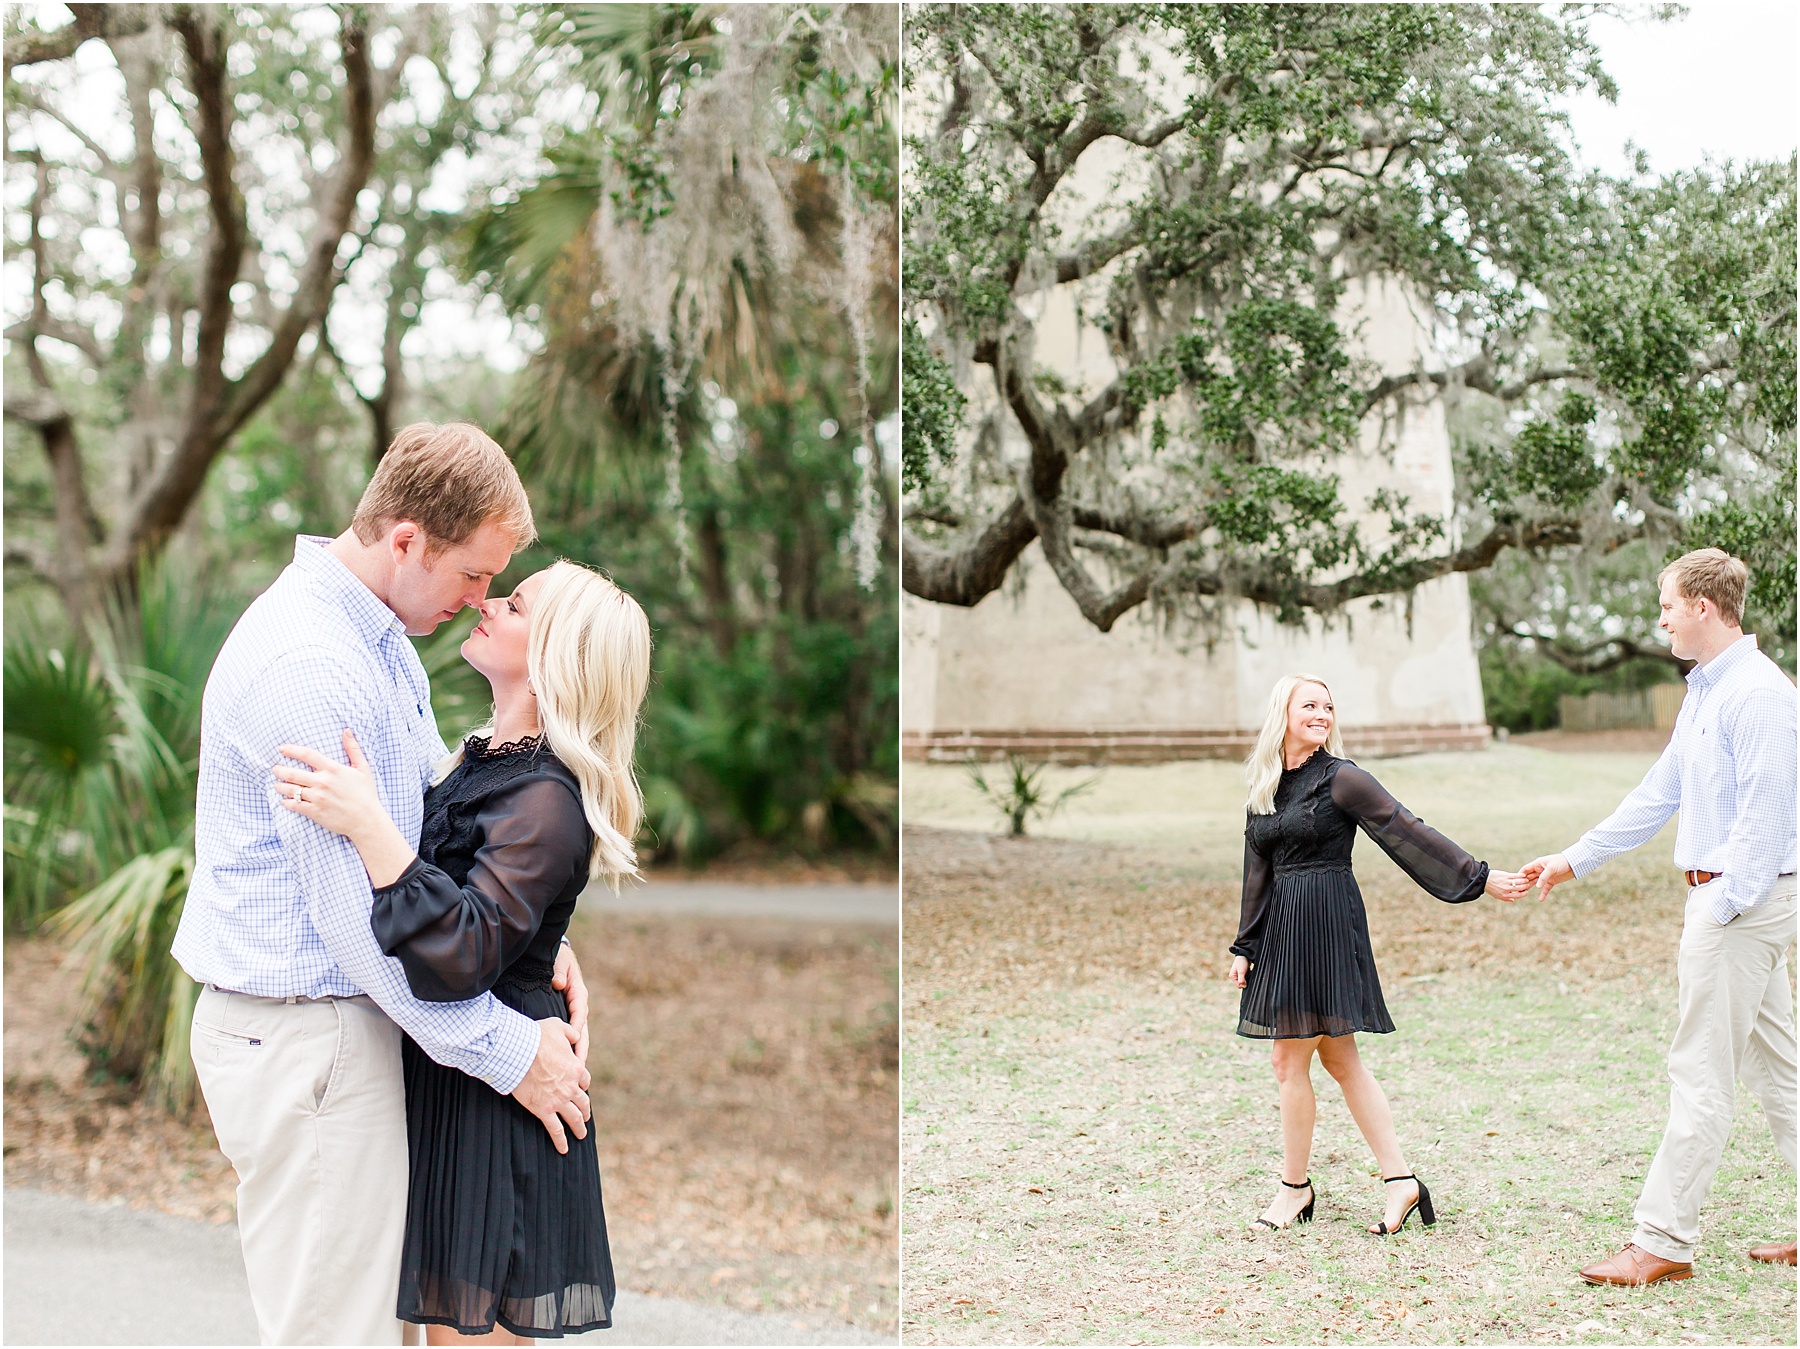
[1563, 839, 1603, 880]
[371, 855, 428, 898]
[475, 1007, 542, 1095]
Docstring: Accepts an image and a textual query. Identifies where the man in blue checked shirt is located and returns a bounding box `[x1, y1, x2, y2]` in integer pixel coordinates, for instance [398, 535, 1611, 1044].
[172, 422, 594, 1345]
[1519, 548, 1797, 1286]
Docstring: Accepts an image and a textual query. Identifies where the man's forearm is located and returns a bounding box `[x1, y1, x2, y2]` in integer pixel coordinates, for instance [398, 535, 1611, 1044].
[1563, 754, 1682, 877]
[289, 825, 540, 1091]
[1713, 805, 1794, 922]
[1714, 698, 1798, 922]
[325, 914, 541, 1092]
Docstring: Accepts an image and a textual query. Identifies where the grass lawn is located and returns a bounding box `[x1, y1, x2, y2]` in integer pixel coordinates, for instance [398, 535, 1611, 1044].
[901, 746, 1797, 1345]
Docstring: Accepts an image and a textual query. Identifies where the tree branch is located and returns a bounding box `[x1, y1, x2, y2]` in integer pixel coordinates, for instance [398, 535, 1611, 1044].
[15, 153, 103, 581]
[900, 498, 1037, 607]
[8, 87, 124, 183]
[935, 62, 973, 140]
[1271, 517, 1587, 611]
[5, 316, 102, 366]
[1114, 115, 1186, 149]
[4, 389, 97, 620]
[1500, 627, 1688, 676]
[4, 2, 152, 72]
[1018, 464, 1163, 632]
[106, 7, 376, 575]
[1070, 505, 1200, 549]
[167, 6, 245, 441]
[1052, 223, 1140, 283]
[1361, 356, 1587, 416]
[213, 12, 374, 437]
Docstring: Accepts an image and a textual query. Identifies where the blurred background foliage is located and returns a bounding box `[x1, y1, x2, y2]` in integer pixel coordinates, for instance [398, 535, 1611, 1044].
[4, 2, 895, 1107]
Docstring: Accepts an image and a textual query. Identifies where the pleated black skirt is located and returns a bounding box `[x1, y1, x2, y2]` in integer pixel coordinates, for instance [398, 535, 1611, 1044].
[1236, 865, 1395, 1039]
[399, 979, 615, 1338]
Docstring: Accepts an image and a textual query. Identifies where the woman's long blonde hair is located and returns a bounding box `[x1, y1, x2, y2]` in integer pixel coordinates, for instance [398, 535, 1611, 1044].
[1245, 672, 1346, 815]
[438, 561, 651, 887]
[530, 562, 651, 886]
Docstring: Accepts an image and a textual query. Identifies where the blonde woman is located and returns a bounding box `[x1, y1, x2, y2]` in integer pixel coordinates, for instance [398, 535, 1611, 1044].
[1229, 674, 1529, 1236]
[273, 560, 649, 1343]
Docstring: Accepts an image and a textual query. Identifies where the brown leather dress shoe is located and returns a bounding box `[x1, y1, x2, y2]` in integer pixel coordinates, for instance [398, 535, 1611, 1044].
[1579, 1243, 1694, 1286]
[1748, 1240, 1797, 1265]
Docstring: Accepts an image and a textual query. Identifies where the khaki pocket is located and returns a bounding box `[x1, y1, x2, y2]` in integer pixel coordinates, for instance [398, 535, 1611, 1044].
[191, 1017, 269, 1071]
[310, 1000, 350, 1115]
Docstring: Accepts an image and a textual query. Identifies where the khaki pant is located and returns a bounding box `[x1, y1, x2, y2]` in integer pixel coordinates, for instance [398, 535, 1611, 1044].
[1633, 874, 1798, 1263]
[191, 988, 410, 1345]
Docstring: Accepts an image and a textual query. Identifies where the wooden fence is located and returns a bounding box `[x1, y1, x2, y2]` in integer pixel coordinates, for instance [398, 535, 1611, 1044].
[1558, 683, 1685, 732]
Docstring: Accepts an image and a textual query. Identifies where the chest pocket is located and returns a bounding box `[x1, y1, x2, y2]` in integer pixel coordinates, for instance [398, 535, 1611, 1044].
[1688, 696, 1736, 819]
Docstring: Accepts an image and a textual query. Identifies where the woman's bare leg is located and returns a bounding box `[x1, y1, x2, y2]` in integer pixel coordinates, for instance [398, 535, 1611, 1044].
[425, 1324, 530, 1345]
[1261, 1037, 1321, 1225]
[1315, 1034, 1417, 1230]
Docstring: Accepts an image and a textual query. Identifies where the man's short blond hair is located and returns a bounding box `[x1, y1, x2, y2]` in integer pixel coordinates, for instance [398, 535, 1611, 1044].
[351, 422, 536, 554]
[1659, 547, 1749, 628]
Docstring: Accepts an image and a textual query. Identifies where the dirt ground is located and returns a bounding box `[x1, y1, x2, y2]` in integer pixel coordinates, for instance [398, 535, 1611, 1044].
[4, 904, 898, 1334]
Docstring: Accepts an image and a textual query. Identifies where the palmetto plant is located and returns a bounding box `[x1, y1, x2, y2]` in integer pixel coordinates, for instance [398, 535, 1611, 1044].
[5, 558, 241, 1110]
[47, 846, 199, 1112]
[2, 636, 180, 930]
[966, 755, 1098, 839]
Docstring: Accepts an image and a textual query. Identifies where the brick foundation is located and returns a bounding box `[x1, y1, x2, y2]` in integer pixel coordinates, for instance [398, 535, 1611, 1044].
[903, 723, 1492, 764]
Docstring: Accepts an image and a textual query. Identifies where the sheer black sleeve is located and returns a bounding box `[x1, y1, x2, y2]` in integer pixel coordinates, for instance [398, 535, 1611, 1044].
[370, 776, 589, 1002]
[1331, 763, 1487, 903]
[1230, 821, 1274, 960]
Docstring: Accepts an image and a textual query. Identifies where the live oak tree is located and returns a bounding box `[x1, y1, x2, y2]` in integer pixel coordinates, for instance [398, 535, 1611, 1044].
[901, 4, 1796, 646]
[1466, 164, 1797, 674]
[3, 3, 536, 626]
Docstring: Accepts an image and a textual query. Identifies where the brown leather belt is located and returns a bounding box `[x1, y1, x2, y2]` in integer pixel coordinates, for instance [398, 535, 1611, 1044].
[1683, 870, 1723, 887]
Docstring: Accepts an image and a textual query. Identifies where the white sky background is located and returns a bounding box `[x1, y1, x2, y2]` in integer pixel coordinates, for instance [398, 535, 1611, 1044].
[1559, 2, 1799, 176]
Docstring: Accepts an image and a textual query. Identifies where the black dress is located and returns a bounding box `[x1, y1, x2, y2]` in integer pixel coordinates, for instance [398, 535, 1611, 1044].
[369, 733, 614, 1339]
[1230, 748, 1488, 1040]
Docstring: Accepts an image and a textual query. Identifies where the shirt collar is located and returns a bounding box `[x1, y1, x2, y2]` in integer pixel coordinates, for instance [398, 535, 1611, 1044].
[290, 534, 408, 651]
[1686, 632, 1758, 689]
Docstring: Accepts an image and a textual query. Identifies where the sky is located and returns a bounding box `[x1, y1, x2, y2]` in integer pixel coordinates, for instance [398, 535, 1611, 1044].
[1560, 2, 1799, 176]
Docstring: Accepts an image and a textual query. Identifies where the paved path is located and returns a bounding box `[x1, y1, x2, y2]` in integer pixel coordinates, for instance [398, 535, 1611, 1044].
[579, 881, 896, 926]
[3, 1189, 890, 1346]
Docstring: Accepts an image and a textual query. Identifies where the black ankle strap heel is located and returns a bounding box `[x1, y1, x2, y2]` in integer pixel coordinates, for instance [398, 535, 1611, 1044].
[1254, 1177, 1315, 1230]
[1370, 1173, 1435, 1234]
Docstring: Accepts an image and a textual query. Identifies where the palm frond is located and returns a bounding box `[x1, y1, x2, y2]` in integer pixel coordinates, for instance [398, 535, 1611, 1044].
[543, 3, 723, 131]
[46, 844, 198, 1107]
[462, 146, 606, 311]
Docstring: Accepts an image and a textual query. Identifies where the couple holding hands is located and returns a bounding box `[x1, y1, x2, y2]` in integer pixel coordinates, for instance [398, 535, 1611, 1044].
[1228, 548, 1796, 1285]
